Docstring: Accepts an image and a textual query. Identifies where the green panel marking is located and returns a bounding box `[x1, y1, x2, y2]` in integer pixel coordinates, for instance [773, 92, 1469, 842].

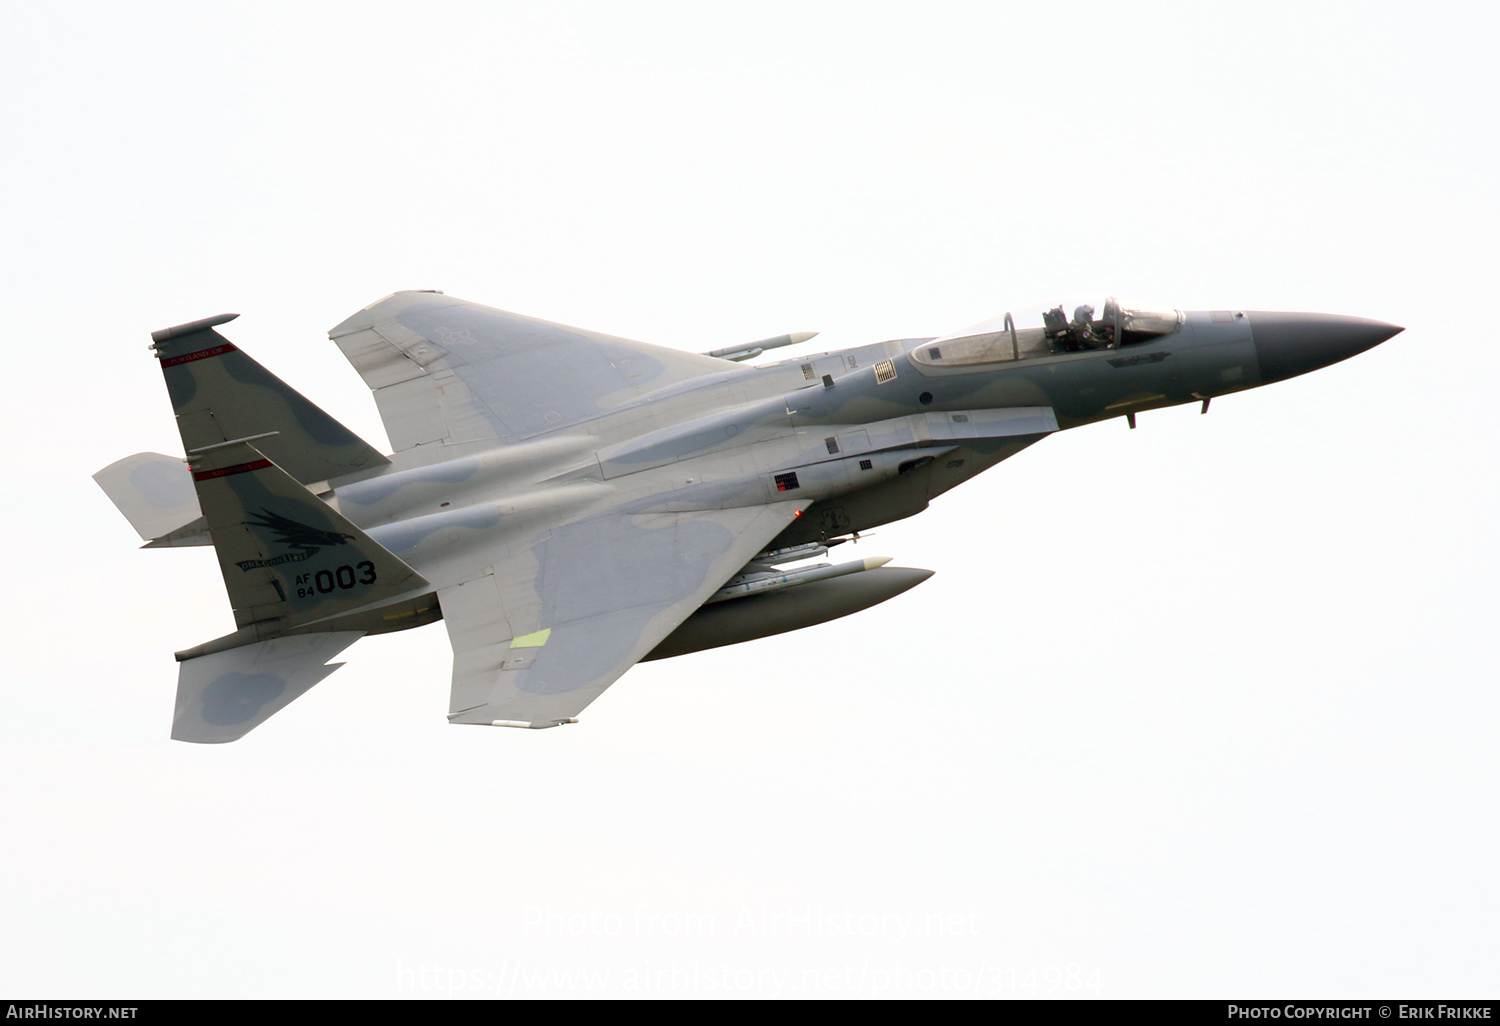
[511, 628, 552, 648]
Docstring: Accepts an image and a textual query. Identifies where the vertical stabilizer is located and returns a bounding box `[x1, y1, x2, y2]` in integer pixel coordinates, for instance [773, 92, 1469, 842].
[151, 314, 390, 485]
[188, 441, 428, 629]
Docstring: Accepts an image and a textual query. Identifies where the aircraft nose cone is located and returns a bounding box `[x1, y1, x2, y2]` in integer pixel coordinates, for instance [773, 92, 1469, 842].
[1248, 311, 1403, 384]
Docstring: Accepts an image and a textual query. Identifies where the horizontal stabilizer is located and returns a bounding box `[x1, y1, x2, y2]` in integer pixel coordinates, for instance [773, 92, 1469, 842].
[93, 452, 207, 544]
[173, 631, 364, 742]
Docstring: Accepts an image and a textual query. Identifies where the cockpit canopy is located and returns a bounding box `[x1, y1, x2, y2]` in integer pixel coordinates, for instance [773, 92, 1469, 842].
[911, 298, 1181, 368]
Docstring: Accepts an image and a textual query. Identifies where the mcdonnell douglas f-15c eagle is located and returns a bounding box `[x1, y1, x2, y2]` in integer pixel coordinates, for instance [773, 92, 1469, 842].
[95, 292, 1401, 742]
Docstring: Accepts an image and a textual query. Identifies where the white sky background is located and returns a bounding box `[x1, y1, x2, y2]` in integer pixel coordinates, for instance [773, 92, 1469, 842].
[1, 0, 1495, 999]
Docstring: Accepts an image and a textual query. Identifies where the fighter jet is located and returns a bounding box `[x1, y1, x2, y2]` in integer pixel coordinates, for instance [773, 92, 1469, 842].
[94, 292, 1401, 742]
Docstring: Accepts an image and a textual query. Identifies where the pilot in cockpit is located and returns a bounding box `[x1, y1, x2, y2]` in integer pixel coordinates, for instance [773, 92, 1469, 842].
[1046, 304, 1113, 351]
[1071, 305, 1097, 346]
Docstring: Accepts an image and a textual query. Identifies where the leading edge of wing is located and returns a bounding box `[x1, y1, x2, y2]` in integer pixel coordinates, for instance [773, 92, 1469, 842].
[440, 501, 809, 729]
[329, 291, 744, 453]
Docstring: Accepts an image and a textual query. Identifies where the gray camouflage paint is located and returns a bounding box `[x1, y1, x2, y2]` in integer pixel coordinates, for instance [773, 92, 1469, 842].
[99, 291, 1400, 741]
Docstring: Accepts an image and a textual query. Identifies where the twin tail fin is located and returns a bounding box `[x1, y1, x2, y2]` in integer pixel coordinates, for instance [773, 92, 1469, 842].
[151, 313, 389, 486]
[187, 440, 428, 630]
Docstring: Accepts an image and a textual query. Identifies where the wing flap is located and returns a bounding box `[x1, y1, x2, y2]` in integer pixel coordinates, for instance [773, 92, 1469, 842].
[372, 374, 449, 450]
[328, 324, 432, 387]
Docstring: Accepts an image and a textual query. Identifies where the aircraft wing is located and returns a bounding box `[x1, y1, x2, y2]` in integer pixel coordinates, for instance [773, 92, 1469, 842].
[329, 291, 741, 453]
[441, 501, 807, 728]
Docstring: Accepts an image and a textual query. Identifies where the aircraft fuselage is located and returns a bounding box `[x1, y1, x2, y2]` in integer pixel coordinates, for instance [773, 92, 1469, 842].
[326, 307, 1395, 562]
